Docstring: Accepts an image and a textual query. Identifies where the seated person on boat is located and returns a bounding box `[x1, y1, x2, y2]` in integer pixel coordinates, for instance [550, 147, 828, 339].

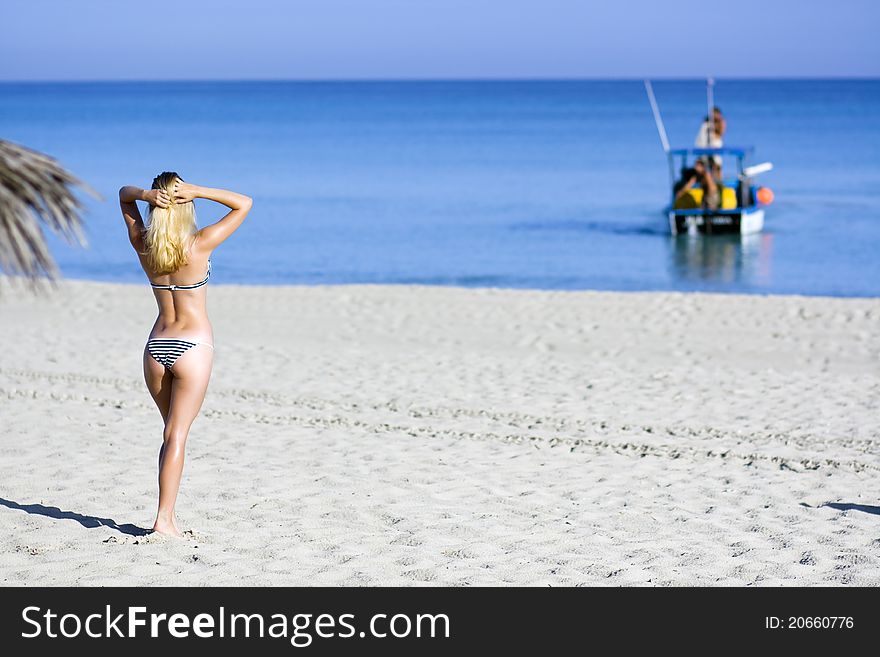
[674, 159, 722, 210]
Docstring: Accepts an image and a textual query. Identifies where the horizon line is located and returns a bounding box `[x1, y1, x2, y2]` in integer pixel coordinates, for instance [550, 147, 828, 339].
[1, 75, 878, 84]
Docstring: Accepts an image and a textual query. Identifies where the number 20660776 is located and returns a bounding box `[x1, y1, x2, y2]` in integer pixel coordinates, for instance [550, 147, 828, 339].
[765, 617, 854, 629]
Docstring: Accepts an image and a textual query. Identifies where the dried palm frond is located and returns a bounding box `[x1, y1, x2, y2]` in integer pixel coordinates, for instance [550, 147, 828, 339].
[0, 139, 97, 282]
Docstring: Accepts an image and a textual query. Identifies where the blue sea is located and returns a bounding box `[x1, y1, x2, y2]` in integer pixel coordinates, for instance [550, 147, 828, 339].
[2, 80, 878, 296]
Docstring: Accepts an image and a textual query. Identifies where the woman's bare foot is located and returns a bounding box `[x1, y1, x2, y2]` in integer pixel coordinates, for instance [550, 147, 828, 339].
[153, 513, 183, 538]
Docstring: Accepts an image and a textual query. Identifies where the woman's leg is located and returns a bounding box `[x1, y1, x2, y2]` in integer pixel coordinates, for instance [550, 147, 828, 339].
[153, 345, 214, 537]
[143, 347, 173, 422]
[144, 349, 175, 476]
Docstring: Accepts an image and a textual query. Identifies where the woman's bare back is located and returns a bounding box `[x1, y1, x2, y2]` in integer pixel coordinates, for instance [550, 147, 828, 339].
[136, 236, 214, 340]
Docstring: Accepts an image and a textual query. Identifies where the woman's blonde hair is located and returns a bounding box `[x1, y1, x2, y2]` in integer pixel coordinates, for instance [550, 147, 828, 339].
[142, 171, 197, 274]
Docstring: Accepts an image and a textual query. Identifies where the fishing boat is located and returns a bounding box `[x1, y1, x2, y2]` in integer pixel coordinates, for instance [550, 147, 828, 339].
[645, 80, 774, 236]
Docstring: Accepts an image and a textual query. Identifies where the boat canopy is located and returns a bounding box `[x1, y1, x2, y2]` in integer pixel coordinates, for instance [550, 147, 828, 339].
[669, 146, 753, 157]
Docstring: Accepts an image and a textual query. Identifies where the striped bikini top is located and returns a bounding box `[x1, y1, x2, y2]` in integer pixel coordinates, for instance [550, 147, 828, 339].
[150, 259, 212, 291]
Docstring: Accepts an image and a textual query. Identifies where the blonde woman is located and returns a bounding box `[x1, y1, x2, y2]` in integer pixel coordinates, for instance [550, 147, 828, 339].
[119, 172, 252, 536]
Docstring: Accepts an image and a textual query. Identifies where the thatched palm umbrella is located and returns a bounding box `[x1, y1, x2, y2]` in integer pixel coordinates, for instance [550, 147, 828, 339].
[0, 139, 96, 283]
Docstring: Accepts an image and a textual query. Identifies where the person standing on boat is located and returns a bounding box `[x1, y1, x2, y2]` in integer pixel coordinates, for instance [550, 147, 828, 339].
[695, 106, 726, 171]
[696, 106, 726, 148]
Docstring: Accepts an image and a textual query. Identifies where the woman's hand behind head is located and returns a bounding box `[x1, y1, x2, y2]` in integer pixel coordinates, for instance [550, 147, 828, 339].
[174, 181, 199, 204]
[145, 188, 171, 208]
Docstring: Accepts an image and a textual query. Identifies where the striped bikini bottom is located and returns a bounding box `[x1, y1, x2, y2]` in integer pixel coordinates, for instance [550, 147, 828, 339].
[146, 338, 214, 371]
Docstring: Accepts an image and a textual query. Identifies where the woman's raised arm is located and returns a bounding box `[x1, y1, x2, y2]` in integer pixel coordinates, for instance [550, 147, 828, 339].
[174, 182, 252, 252]
[119, 186, 169, 247]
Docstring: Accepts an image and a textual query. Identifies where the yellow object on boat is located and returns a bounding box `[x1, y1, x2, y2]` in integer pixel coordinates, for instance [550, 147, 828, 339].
[674, 187, 737, 210]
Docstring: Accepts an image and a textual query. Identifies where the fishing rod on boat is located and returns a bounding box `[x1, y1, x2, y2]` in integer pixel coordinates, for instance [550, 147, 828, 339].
[706, 77, 715, 145]
[644, 80, 670, 153]
[644, 80, 676, 187]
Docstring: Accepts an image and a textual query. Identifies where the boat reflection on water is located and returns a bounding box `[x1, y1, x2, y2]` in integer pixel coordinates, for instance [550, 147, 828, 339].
[669, 232, 774, 288]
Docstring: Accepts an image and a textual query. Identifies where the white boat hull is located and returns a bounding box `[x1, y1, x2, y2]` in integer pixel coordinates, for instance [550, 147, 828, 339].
[669, 207, 765, 236]
[740, 208, 764, 234]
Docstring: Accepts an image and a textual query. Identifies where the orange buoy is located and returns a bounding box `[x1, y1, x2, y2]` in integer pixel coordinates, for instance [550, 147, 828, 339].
[757, 187, 774, 205]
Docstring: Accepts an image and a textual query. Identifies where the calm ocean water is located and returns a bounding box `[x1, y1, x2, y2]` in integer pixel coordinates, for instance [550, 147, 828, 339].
[2, 80, 878, 296]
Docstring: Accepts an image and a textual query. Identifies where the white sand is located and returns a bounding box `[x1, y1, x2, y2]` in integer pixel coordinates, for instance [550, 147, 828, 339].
[0, 279, 878, 586]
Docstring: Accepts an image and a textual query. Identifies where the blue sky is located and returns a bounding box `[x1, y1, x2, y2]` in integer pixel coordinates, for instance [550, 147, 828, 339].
[3, 0, 878, 80]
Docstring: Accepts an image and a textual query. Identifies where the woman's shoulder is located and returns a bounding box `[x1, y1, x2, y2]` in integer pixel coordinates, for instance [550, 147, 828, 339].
[190, 232, 213, 257]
